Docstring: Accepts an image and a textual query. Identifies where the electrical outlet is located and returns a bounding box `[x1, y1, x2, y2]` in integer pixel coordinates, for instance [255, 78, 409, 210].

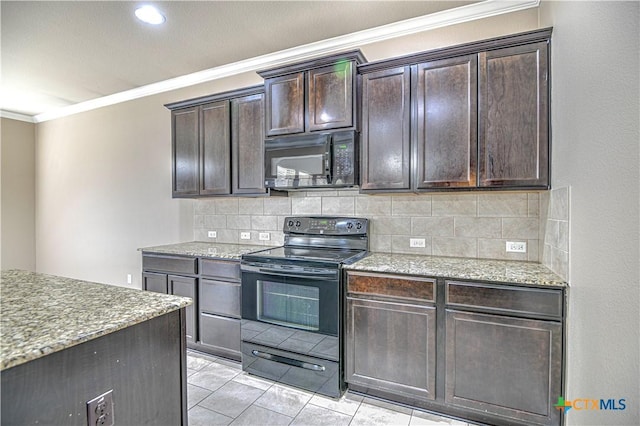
[126, 274, 132, 284]
[208, 231, 217, 238]
[87, 390, 114, 426]
[506, 241, 527, 253]
[259, 232, 270, 241]
[409, 238, 426, 248]
[240, 232, 251, 240]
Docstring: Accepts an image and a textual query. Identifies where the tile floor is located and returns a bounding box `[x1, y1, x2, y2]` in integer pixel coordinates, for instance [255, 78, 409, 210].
[187, 350, 475, 426]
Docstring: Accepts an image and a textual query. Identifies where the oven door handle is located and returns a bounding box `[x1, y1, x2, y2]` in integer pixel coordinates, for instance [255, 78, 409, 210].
[251, 350, 326, 371]
[241, 264, 338, 280]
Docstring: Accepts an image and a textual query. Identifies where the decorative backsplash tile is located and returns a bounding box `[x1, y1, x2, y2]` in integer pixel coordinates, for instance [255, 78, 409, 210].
[193, 190, 552, 262]
[542, 187, 571, 280]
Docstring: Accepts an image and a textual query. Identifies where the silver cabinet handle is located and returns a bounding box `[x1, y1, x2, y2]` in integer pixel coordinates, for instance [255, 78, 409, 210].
[251, 350, 326, 371]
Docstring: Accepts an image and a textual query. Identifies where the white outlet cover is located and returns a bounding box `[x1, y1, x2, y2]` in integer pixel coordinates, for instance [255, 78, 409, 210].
[506, 241, 527, 253]
[208, 231, 217, 238]
[259, 232, 270, 241]
[409, 238, 426, 248]
[240, 232, 251, 240]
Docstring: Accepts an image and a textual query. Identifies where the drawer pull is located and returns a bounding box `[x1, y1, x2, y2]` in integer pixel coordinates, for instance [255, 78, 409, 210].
[251, 350, 326, 371]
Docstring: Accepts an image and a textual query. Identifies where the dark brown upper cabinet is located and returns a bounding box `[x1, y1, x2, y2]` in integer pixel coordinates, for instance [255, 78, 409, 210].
[200, 101, 231, 196]
[478, 42, 549, 188]
[360, 66, 411, 191]
[171, 106, 200, 196]
[359, 27, 551, 193]
[231, 93, 266, 195]
[259, 50, 366, 137]
[414, 55, 477, 190]
[166, 85, 267, 198]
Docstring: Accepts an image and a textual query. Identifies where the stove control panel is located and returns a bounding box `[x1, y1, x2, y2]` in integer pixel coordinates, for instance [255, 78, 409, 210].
[284, 216, 368, 235]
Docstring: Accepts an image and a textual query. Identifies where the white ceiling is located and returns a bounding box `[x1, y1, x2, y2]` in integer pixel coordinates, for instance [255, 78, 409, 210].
[1, 1, 533, 122]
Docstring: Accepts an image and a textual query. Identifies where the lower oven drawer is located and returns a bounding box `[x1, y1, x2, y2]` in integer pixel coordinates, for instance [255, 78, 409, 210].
[199, 313, 241, 361]
[241, 341, 340, 398]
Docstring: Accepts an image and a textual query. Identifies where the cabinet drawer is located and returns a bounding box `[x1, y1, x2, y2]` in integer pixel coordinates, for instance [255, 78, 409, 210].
[200, 259, 240, 281]
[142, 255, 197, 275]
[200, 313, 241, 360]
[446, 281, 563, 319]
[200, 279, 240, 318]
[347, 271, 435, 302]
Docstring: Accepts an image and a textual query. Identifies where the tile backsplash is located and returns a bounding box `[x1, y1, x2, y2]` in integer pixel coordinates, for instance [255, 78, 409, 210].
[194, 189, 544, 262]
[541, 187, 570, 280]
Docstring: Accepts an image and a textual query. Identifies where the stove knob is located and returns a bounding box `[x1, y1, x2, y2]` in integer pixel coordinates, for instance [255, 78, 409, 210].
[356, 222, 362, 230]
[295, 220, 302, 227]
[287, 220, 294, 227]
[347, 222, 354, 230]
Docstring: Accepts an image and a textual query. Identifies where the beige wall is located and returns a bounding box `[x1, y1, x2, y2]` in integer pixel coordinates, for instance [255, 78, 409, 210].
[35, 72, 261, 287]
[540, 1, 639, 425]
[1, 118, 36, 271]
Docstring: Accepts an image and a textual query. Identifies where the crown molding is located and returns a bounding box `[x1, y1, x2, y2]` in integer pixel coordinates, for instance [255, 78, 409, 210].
[1, 110, 36, 123]
[33, 0, 539, 123]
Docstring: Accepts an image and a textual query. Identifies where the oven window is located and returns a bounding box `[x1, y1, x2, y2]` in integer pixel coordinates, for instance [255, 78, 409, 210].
[257, 280, 320, 331]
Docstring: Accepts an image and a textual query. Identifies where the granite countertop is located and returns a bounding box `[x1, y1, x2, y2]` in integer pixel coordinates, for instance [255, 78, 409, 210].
[139, 241, 267, 260]
[345, 253, 567, 287]
[1, 270, 192, 371]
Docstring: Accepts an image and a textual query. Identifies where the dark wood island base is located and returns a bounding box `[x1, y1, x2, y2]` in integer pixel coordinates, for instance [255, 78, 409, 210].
[1, 270, 192, 425]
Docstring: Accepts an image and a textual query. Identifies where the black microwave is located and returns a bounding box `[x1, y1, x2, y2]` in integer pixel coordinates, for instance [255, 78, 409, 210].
[264, 131, 358, 189]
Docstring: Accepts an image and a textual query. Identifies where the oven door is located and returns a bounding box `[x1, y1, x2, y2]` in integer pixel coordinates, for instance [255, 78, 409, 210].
[241, 262, 339, 336]
[264, 133, 331, 188]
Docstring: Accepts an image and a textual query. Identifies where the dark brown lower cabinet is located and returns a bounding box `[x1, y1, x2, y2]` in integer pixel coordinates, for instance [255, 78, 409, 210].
[345, 271, 565, 426]
[169, 275, 197, 343]
[143, 271, 196, 344]
[198, 277, 242, 361]
[346, 297, 436, 402]
[142, 254, 242, 361]
[445, 310, 562, 426]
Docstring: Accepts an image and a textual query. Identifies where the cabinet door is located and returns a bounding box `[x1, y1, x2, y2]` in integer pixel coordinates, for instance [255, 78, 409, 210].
[478, 42, 549, 188]
[415, 56, 477, 189]
[232, 93, 266, 194]
[171, 107, 200, 197]
[445, 310, 562, 425]
[200, 101, 231, 195]
[265, 72, 305, 136]
[169, 275, 197, 343]
[360, 67, 411, 191]
[346, 297, 436, 402]
[142, 272, 168, 294]
[200, 313, 241, 361]
[308, 61, 354, 131]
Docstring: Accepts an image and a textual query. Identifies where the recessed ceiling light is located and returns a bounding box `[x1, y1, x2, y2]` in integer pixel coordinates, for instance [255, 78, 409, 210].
[135, 5, 165, 25]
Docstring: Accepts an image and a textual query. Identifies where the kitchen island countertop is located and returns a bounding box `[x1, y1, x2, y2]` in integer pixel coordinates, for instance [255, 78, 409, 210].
[345, 253, 567, 287]
[0, 270, 191, 371]
[139, 241, 267, 260]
